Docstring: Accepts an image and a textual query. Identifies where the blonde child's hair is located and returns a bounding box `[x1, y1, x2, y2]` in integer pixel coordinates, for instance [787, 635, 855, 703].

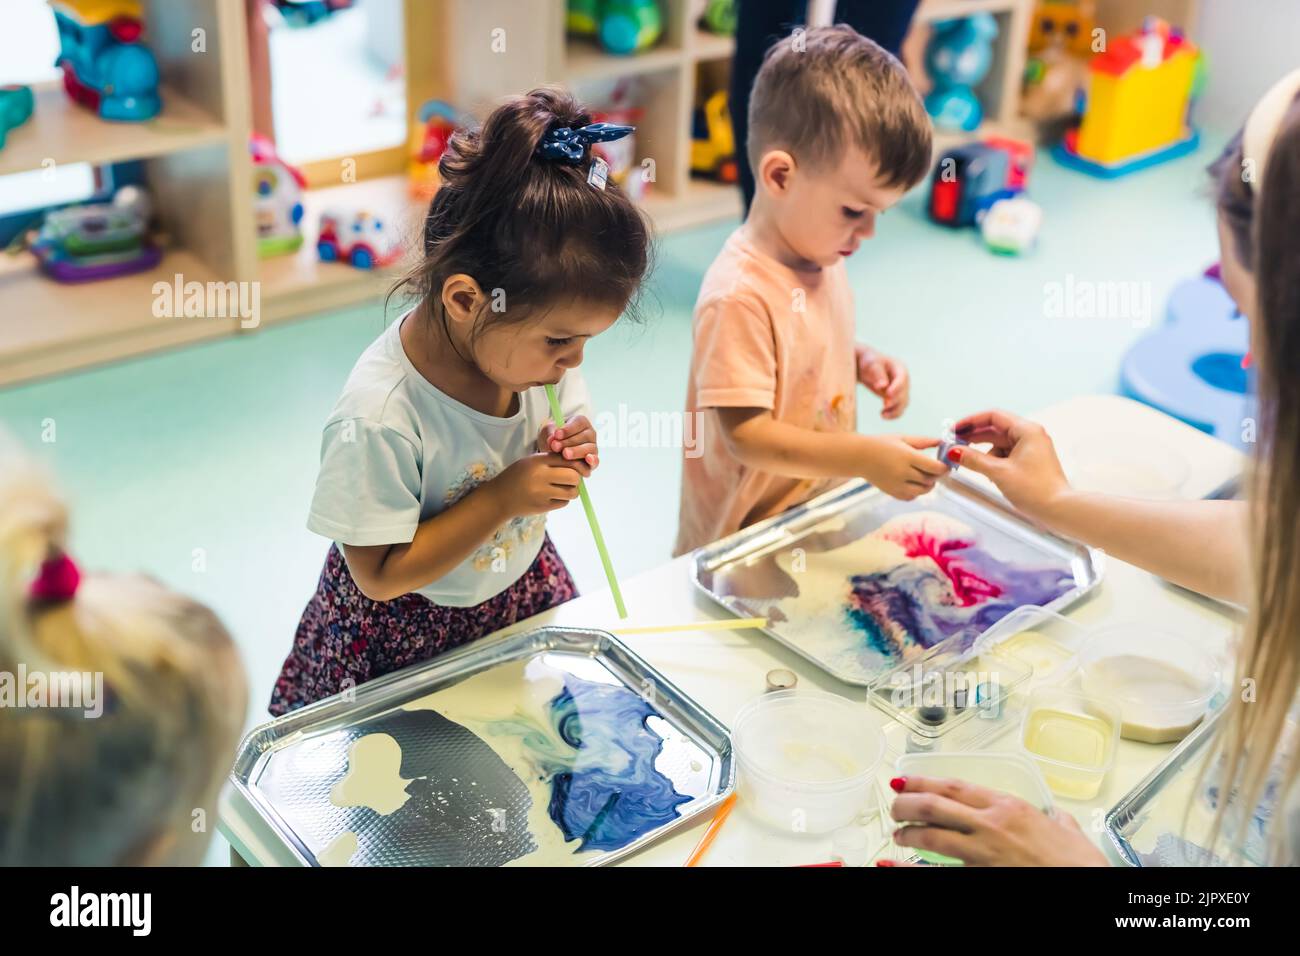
[0, 448, 247, 865]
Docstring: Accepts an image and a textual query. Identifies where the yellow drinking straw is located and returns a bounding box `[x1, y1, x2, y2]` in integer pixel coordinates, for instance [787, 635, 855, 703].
[612, 618, 769, 636]
[544, 384, 627, 618]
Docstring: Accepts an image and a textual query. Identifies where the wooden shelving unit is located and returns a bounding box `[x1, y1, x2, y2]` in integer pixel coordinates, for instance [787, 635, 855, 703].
[0, 0, 1057, 387]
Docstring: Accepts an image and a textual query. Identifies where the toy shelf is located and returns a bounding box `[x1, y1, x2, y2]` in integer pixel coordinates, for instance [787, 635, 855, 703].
[0, 249, 239, 385]
[0, 83, 229, 179]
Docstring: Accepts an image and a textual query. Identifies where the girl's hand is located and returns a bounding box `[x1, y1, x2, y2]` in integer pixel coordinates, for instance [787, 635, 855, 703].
[888, 775, 1109, 867]
[861, 434, 948, 501]
[538, 415, 599, 469]
[950, 409, 1072, 524]
[857, 346, 910, 419]
[489, 453, 583, 517]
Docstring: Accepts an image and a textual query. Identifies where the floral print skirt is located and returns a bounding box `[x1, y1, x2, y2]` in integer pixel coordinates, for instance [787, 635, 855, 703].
[268, 534, 578, 716]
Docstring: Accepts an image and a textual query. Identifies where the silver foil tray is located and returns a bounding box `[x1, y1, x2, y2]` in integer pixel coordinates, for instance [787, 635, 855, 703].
[230, 626, 735, 866]
[691, 476, 1103, 686]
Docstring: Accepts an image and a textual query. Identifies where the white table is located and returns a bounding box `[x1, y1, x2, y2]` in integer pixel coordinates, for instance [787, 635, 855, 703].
[219, 397, 1244, 866]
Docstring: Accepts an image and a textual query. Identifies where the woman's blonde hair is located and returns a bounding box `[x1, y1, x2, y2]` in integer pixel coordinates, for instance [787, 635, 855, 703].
[1206, 89, 1300, 865]
[0, 448, 247, 865]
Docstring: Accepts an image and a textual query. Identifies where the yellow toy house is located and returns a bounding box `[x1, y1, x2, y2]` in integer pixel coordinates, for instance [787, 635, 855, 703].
[1055, 17, 1201, 177]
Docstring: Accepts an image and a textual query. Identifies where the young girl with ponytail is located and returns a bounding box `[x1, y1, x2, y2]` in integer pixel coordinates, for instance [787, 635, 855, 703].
[0, 448, 247, 865]
[270, 88, 651, 715]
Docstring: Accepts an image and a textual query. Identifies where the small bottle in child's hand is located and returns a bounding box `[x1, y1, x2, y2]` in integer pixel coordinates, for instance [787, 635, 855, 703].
[938, 427, 969, 470]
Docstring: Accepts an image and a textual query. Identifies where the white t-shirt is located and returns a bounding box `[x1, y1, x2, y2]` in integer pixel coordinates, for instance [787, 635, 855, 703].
[307, 316, 591, 607]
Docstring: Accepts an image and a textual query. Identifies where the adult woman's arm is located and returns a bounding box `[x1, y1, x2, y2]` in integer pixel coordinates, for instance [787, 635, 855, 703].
[952, 410, 1252, 606]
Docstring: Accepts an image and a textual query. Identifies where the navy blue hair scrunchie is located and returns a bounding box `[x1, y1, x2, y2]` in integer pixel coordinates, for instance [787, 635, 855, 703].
[536, 123, 635, 164]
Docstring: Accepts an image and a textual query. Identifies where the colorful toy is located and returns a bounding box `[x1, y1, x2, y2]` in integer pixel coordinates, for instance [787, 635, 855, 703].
[270, 0, 353, 28]
[1054, 17, 1202, 178]
[49, 0, 161, 122]
[29, 185, 161, 282]
[567, 0, 663, 56]
[0, 85, 35, 151]
[408, 99, 460, 200]
[924, 14, 998, 132]
[591, 85, 646, 200]
[689, 90, 737, 183]
[928, 137, 1034, 228]
[1028, 0, 1096, 57]
[980, 197, 1042, 255]
[251, 134, 306, 258]
[1121, 270, 1255, 449]
[697, 0, 736, 35]
[316, 208, 403, 270]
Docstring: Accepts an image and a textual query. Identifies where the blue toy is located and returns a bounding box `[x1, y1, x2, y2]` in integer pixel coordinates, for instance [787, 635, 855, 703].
[924, 14, 999, 132]
[1120, 270, 1256, 449]
[50, 1, 161, 122]
[0, 85, 35, 150]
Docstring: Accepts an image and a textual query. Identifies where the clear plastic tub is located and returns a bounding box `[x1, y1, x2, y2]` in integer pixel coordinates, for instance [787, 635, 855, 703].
[1078, 625, 1219, 744]
[895, 751, 1054, 864]
[733, 690, 885, 834]
[979, 606, 1094, 691]
[1020, 687, 1120, 800]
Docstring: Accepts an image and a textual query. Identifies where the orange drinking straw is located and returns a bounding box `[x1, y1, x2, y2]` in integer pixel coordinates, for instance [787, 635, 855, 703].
[684, 793, 737, 867]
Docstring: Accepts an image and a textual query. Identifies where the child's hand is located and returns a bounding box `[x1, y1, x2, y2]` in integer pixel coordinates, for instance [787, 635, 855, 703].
[857, 346, 910, 419]
[949, 410, 1072, 523]
[537, 415, 599, 470]
[489, 453, 584, 517]
[861, 434, 948, 500]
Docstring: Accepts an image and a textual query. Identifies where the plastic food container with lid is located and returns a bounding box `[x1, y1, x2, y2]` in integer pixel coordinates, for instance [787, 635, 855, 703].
[733, 689, 885, 834]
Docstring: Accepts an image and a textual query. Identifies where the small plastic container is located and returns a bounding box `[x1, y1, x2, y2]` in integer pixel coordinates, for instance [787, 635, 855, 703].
[1078, 625, 1219, 744]
[1020, 687, 1120, 800]
[869, 632, 1033, 755]
[979, 606, 1093, 691]
[895, 751, 1054, 865]
[733, 690, 885, 834]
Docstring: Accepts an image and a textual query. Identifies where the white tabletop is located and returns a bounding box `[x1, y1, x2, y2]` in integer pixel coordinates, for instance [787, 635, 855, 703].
[218, 397, 1245, 866]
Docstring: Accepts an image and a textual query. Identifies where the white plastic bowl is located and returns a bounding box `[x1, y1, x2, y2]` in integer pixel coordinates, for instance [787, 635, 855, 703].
[1078, 625, 1219, 743]
[733, 690, 885, 834]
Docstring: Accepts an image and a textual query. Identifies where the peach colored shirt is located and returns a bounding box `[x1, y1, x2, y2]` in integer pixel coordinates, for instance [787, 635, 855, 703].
[675, 227, 857, 556]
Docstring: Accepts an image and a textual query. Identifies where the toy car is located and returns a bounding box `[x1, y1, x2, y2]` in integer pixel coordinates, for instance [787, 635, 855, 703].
[690, 90, 737, 183]
[251, 134, 307, 258]
[50, 0, 161, 121]
[928, 137, 1033, 227]
[0, 85, 35, 151]
[317, 209, 403, 270]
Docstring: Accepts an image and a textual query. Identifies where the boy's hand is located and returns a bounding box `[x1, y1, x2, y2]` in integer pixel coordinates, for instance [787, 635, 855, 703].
[488, 453, 586, 517]
[537, 415, 599, 470]
[861, 434, 947, 500]
[857, 346, 910, 419]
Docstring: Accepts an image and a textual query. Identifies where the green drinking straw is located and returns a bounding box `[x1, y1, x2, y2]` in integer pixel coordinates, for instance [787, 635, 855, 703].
[544, 384, 628, 618]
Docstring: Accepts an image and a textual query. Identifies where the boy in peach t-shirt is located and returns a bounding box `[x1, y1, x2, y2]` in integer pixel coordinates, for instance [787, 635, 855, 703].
[675, 25, 947, 555]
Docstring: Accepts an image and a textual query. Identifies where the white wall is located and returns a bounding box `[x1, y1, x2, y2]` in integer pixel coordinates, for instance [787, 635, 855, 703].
[1194, 0, 1300, 131]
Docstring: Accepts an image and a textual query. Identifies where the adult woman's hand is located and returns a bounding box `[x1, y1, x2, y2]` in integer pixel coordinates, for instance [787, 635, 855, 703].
[949, 409, 1073, 525]
[886, 775, 1109, 867]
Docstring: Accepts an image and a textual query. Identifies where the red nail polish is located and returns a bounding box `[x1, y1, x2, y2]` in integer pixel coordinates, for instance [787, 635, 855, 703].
[946, 447, 963, 464]
[889, 776, 907, 793]
[875, 860, 897, 867]
[1241, 351, 1252, 369]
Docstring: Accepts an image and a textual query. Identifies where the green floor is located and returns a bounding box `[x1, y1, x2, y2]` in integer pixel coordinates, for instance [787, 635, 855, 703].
[0, 135, 1224, 864]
